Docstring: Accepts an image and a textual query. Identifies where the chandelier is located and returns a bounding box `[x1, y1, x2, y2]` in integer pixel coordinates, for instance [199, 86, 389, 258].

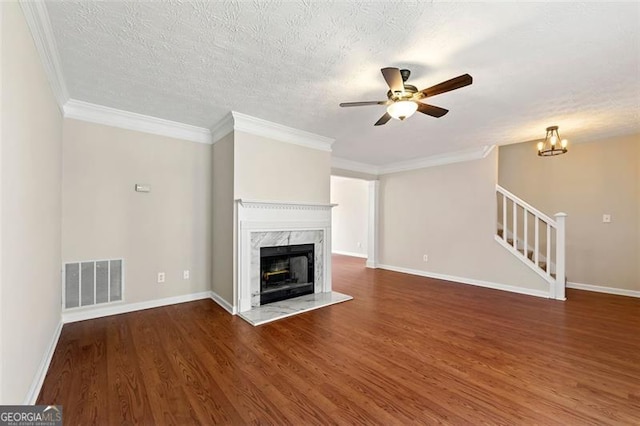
[537, 126, 568, 156]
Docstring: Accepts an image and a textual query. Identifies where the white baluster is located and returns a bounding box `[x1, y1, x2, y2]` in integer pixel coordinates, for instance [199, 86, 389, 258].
[554, 212, 568, 300]
[502, 193, 507, 241]
[523, 209, 528, 260]
[546, 223, 551, 276]
[534, 217, 539, 266]
[512, 199, 517, 248]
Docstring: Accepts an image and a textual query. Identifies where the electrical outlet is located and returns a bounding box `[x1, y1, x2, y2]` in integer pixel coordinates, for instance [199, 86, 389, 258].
[183, 270, 190, 280]
[423, 254, 428, 262]
[603, 214, 611, 223]
[157, 272, 165, 283]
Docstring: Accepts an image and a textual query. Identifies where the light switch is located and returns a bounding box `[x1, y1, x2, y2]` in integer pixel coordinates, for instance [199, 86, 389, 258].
[603, 214, 611, 223]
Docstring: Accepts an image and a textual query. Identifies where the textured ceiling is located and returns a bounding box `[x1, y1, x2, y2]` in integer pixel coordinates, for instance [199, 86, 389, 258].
[46, 1, 640, 166]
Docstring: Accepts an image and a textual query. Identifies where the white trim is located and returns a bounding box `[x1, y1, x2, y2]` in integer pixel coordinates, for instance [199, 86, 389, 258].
[377, 263, 550, 299]
[211, 111, 335, 151]
[19, 0, 69, 109]
[331, 145, 496, 176]
[494, 235, 555, 285]
[63, 99, 212, 144]
[237, 199, 336, 210]
[332, 250, 367, 258]
[210, 111, 235, 144]
[61, 291, 211, 323]
[210, 290, 236, 314]
[380, 145, 494, 175]
[365, 260, 378, 269]
[567, 282, 640, 298]
[23, 320, 63, 405]
[231, 111, 334, 152]
[497, 226, 550, 266]
[367, 180, 379, 269]
[331, 157, 380, 175]
[496, 184, 557, 225]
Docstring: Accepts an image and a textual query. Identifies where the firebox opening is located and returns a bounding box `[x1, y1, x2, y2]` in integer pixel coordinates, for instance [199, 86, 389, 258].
[260, 243, 314, 305]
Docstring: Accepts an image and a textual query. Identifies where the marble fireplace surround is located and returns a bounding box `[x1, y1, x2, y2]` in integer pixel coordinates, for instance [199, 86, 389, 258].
[236, 199, 335, 314]
[250, 230, 323, 307]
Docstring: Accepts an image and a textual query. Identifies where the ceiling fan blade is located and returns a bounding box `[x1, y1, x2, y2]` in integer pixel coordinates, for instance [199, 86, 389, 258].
[374, 112, 392, 126]
[420, 74, 473, 98]
[417, 103, 449, 118]
[339, 101, 390, 107]
[381, 67, 404, 93]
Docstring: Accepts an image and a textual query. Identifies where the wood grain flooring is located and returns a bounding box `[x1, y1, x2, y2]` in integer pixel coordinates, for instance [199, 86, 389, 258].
[38, 255, 640, 425]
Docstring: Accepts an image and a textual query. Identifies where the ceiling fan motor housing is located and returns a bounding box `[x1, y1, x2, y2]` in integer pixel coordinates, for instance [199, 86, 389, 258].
[387, 84, 418, 101]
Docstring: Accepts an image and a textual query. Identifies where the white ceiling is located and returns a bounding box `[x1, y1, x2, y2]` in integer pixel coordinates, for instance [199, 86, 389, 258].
[45, 1, 640, 166]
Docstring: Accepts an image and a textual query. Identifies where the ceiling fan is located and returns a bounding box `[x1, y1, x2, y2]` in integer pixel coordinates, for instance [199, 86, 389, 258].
[339, 68, 473, 126]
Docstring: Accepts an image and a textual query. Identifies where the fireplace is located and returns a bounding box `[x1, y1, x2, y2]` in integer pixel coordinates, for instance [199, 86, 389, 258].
[260, 243, 314, 304]
[236, 199, 335, 313]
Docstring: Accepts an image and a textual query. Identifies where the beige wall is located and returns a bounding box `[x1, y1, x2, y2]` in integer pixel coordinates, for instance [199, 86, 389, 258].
[209, 130, 332, 307]
[379, 150, 549, 293]
[1, 2, 63, 403]
[234, 131, 331, 203]
[331, 176, 368, 256]
[211, 133, 234, 303]
[62, 119, 212, 304]
[499, 134, 640, 291]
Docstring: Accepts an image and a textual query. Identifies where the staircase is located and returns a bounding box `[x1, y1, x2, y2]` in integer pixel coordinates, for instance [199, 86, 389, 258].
[496, 185, 567, 300]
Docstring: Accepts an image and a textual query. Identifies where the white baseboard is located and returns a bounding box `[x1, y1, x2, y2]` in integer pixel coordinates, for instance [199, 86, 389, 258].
[377, 264, 550, 299]
[210, 290, 236, 314]
[567, 282, 640, 298]
[365, 260, 377, 269]
[23, 320, 63, 405]
[332, 250, 368, 259]
[61, 291, 212, 323]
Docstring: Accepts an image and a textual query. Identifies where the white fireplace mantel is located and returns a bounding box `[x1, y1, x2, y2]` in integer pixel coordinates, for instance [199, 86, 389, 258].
[235, 199, 336, 313]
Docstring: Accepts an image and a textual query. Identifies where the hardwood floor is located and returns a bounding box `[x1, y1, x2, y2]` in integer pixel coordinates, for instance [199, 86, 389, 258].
[38, 255, 640, 425]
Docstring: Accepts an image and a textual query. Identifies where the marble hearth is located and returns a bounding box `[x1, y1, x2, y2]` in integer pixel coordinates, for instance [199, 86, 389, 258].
[236, 199, 351, 324]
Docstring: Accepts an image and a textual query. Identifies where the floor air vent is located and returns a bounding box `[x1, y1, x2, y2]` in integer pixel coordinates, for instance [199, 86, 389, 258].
[64, 259, 123, 309]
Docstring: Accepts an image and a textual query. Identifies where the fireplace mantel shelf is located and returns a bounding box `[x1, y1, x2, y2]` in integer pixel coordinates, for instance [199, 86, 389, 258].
[236, 199, 337, 210]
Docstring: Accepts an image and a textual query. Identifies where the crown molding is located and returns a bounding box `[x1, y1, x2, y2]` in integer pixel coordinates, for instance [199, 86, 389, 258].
[19, 0, 69, 110]
[210, 111, 235, 143]
[210, 111, 335, 152]
[64, 99, 212, 144]
[331, 145, 496, 176]
[379, 145, 495, 175]
[233, 112, 334, 151]
[331, 157, 381, 175]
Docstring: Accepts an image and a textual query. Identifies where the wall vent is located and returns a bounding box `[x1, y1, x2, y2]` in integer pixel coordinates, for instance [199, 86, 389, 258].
[63, 259, 123, 309]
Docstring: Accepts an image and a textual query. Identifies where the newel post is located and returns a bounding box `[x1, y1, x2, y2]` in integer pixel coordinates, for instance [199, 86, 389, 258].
[554, 212, 567, 300]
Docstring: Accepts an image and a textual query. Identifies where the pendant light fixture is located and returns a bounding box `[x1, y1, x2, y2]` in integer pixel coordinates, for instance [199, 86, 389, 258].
[537, 126, 568, 157]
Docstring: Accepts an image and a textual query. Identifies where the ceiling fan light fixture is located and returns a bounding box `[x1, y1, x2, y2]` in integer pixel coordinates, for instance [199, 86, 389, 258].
[387, 100, 418, 121]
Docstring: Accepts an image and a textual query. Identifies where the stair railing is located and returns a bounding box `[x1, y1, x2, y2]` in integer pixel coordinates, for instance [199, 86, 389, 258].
[496, 185, 566, 300]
